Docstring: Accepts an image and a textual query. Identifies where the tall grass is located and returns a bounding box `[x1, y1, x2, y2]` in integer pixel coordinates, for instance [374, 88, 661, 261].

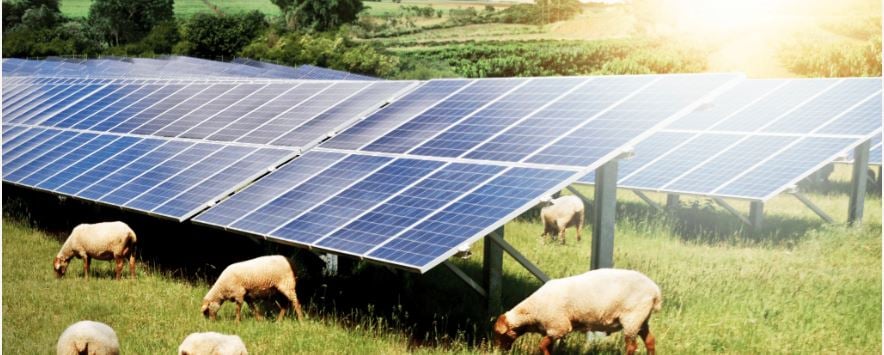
[2, 164, 880, 353]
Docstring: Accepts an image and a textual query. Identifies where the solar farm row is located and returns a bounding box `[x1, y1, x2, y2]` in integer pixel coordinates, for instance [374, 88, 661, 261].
[2, 56, 376, 80]
[578, 77, 883, 201]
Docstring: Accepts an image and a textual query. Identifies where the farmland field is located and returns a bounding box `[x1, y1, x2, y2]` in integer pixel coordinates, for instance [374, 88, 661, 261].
[60, 0, 281, 18]
[3, 166, 880, 354]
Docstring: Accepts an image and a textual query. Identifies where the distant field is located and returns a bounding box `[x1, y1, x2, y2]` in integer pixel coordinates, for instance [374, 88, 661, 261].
[59, 0, 280, 18]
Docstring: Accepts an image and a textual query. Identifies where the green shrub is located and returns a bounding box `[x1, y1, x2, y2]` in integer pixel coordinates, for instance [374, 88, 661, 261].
[779, 36, 882, 77]
[180, 11, 266, 59]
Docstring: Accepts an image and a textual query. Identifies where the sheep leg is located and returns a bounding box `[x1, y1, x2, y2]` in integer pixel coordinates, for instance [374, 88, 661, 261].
[639, 321, 656, 355]
[625, 335, 639, 355]
[277, 286, 304, 321]
[538, 336, 555, 355]
[558, 227, 567, 245]
[235, 301, 243, 323]
[83, 256, 90, 280]
[114, 257, 124, 280]
[128, 252, 136, 279]
[576, 213, 584, 242]
[247, 300, 264, 321]
[276, 302, 288, 322]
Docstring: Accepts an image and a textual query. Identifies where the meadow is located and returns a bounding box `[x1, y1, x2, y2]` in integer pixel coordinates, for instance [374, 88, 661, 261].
[3, 165, 881, 354]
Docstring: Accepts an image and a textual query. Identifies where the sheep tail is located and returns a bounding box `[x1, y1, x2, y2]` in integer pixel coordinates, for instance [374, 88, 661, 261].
[652, 293, 663, 312]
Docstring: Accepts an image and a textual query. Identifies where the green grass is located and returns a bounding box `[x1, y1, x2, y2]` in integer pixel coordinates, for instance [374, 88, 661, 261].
[3, 165, 881, 353]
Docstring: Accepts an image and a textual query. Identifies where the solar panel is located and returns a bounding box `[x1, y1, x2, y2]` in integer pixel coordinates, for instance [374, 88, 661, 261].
[2, 125, 294, 221]
[194, 73, 743, 272]
[6, 79, 418, 151]
[577, 77, 883, 201]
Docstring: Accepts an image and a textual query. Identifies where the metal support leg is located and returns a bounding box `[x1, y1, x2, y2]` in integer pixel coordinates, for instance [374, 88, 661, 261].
[444, 261, 486, 298]
[792, 192, 834, 223]
[487, 232, 549, 283]
[666, 193, 680, 210]
[633, 190, 664, 212]
[483, 227, 504, 318]
[712, 197, 752, 226]
[591, 161, 617, 270]
[749, 201, 764, 234]
[848, 140, 871, 225]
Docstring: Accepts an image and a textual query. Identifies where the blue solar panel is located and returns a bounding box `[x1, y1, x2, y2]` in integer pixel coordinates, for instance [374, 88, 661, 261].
[578, 77, 882, 200]
[178, 84, 293, 139]
[130, 84, 231, 135]
[322, 80, 472, 151]
[715, 137, 859, 199]
[413, 78, 587, 158]
[367, 167, 574, 270]
[870, 138, 883, 165]
[154, 84, 265, 137]
[102, 84, 189, 133]
[3, 124, 298, 221]
[358, 79, 520, 154]
[19, 84, 107, 125]
[73, 85, 167, 130]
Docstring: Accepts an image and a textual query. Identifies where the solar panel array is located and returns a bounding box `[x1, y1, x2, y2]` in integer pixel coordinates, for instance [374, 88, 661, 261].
[3, 76, 418, 221]
[194, 74, 742, 271]
[577, 77, 883, 201]
[3, 57, 376, 80]
[3, 78, 417, 149]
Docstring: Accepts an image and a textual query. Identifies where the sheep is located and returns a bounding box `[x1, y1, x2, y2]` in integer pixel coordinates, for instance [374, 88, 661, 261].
[201, 255, 304, 323]
[539, 195, 584, 244]
[56, 320, 120, 355]
[493, 268, 662, 355]
[178, 332, 248, 355]
[53, 221, 137, 280]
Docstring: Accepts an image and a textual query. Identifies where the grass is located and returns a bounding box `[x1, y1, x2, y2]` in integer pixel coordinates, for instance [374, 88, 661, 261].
[3, 164, 881, 354]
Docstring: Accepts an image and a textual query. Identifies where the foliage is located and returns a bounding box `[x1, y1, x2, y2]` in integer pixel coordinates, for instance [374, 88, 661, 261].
[105, 20, 180, 56]
[495, 0, 582, 25]
[272, 0, 363, 31]
[779, 35, 882, 77]
[397, 39, 706, 77]
[178, 11, 267, 59]
[87, 0, 174, 46]
[2, 19, 103, 57]
[3, 0, 62, 31]
[240, 30, 399, 77]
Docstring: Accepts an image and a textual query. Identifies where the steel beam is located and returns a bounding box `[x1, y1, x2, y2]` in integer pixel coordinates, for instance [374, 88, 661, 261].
[632, 190, 664, 212]
[591, 161, 617, 270]
[792, 192, 834, 223]
[444, 261, 486, 298]
[712, 197, 753, 227]
[487, 232, 550, 283]
[666, 193, 680, 210]
[848, 140, 871, 225]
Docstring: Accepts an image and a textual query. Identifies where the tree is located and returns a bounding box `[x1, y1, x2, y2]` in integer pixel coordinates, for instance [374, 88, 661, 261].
[88, 0, 173, 46]
[271, 0, 363, 31]
[3, 0, 62, 31]
[180, 11, 267, 59]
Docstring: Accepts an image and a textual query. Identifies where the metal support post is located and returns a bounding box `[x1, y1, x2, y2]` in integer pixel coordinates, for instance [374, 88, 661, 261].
[444, 261, 486, 298]
[483, 227, 504, 318]
[666, 193, 680, 210]
[487, 233, 550, 283]
[848, 140, 871, 225]
[591, 161, 618, 270]
[749, 201, 764, 234]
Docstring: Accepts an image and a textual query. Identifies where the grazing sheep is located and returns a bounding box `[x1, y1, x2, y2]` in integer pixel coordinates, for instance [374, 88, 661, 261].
[56, 320, 120, 355]
[539, 195, 584, 244]
[493, 268, 662, 355]
[178, 332, 248, 355]
[201, 255, 304, 322]
[53, 221, 137, 280]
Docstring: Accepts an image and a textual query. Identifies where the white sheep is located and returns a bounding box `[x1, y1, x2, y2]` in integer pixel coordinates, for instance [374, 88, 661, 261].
[53, 221, 137, 280]
[539, 195, 584, 244]
[493, 268, 662, 355]
[178, 332, 248, 355]
[56, 320, 120, 355]
[201, 255, 304, 322]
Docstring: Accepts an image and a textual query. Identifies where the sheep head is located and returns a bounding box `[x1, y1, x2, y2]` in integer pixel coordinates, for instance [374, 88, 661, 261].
[53, 256, 69, 278]
[493, 314, 519, 351]
[201, 300, 220, 320]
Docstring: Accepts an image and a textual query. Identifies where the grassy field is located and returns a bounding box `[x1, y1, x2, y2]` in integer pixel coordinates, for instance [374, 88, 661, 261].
[3, 165, 881, 354]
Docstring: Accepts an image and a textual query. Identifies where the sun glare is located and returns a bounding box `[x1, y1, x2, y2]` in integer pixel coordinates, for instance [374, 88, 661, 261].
[673, 0, 781, 32]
